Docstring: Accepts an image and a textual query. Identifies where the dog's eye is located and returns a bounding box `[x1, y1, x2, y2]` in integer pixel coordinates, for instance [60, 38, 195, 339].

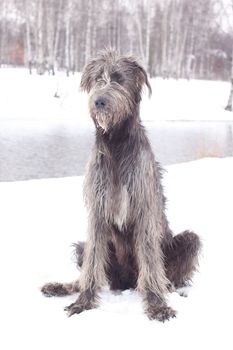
[111, 72, 123, 84]
[96, 76, 106, 85]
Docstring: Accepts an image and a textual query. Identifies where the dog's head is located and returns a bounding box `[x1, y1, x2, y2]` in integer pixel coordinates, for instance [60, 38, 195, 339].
[80, 50, 152, 133]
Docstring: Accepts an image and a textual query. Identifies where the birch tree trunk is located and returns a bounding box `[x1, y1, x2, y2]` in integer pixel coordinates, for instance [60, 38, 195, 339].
[225, 1, 233, 111]
[24, 0, 32, 73]
[46, 2, 55, 75]
[64, 0, 71, 75]
[52, 0, 63, 73]
[0, 0, 6, 66]
[173, 1, 183, 78]
[36, 0, 44, 75]
[161, 1, 169, 77]
[135, 7, 146, 66]
[225, 49, 233, 111]
[85, 0, 92, 64]
[145, 0, 154, 74]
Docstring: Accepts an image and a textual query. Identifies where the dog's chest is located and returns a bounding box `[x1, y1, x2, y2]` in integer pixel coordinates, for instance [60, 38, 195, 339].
[109, 184, 130, 229]
[99, 177, 130, 230]
[103, 156, 133, 229]
[87, 150, 134, 230]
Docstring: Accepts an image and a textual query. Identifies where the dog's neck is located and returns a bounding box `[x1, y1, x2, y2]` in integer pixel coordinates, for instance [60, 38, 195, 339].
[95, 110, 148, 161]
[97, 112, 137, 140]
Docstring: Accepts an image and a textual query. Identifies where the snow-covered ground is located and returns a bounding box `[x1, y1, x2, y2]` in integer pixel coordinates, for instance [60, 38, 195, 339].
[0, 68, 233, 181]
[0, 67, 232, 122]
[0, 157, 233, 350]
[0, 68, 232, 348]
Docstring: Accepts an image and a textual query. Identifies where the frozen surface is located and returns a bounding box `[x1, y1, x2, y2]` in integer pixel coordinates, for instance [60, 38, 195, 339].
[0, 68, 233, 181]
[0, 157, 232, 350]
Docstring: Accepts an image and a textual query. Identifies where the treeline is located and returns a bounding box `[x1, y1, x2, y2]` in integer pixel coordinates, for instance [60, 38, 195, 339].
[0, 0, 232, 79]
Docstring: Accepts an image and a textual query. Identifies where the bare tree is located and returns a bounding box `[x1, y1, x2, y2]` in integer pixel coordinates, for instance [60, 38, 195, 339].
[24, 0, 33, 73]
[36, 0, 45, 74]
[46, 0, 63, 75]
[64, 0, 73, 75]
[0, 0, 231, 81]
[224, 0, 233, 111]
[84, 0, 93, 63]
[0, 0, 7, 66]
[145, 0, 155, 73]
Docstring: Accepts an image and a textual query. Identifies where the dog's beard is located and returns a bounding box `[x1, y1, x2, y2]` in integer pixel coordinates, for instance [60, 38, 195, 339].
[95, 113, 108, 132]
[93, 112, 114, 133]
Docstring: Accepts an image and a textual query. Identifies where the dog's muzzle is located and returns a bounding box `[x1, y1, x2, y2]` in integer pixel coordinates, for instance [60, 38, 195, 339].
[91, 97, 111, 132]
[95, 97, 107, 109]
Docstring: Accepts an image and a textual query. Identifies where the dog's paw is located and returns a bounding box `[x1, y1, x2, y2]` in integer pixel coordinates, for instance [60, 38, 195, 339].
[64, 302, 85, 317]
[64, 300, 95, 317]
[146, 305, 177, 322]
[64, 291, 98, 317]
[41, 282, 69, 297]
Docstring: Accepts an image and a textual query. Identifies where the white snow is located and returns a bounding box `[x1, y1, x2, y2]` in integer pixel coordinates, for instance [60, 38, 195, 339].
[0, 68, 232, 349]
[141, 78, 233, 121]
[0, 68, 232, 122]
[0, 157, 233, 350]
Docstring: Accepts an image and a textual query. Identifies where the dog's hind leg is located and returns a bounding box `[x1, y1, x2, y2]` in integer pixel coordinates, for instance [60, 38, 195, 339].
[163, 231, 202, 289]
[41, 280, 80, 297]
[41, 242, 85, 297]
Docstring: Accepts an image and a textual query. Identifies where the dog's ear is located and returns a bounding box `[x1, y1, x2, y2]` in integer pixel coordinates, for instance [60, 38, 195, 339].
[137, 64, 152, 97]
[123, 56, 152, 97]
[80, 59, 97, 93]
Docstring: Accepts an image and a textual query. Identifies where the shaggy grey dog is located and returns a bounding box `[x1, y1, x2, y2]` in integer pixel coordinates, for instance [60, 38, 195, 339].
[41, 50, 201, 322]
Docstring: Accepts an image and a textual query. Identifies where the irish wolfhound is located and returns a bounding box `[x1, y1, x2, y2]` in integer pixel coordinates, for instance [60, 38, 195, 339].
[41, 50, 201, 321]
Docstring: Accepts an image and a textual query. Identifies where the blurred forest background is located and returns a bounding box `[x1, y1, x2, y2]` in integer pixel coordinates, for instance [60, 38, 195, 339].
[0, 0, 232, 80]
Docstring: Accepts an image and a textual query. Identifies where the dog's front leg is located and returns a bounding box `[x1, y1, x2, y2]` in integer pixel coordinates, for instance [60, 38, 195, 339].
[135, 224, 177, 322]
[65, 217, 109, 317]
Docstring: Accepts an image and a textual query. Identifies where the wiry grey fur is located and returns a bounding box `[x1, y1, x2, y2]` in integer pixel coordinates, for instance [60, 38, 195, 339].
[41, 50, 201, 321]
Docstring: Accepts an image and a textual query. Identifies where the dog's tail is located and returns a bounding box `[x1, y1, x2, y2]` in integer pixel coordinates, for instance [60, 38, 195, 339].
[163, 230, 202, 289]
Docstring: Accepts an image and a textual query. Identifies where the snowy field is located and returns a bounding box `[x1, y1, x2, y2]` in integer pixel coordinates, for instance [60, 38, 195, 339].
[0, 68, 232, 349]
[0, 157, 233, 350]
[0, 67, 232, 122]
[0, 68, 233, 181]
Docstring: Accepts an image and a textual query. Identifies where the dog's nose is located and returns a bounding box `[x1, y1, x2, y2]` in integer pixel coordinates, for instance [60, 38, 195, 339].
[95, 98, 107, 109]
